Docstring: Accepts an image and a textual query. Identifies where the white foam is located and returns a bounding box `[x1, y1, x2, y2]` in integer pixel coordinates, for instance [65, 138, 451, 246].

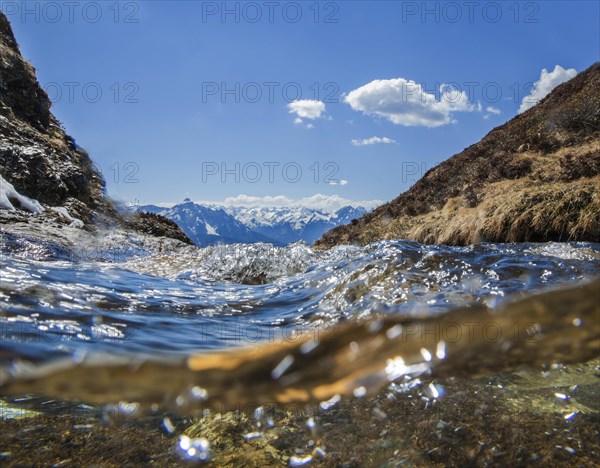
[0, 173, 44, 213]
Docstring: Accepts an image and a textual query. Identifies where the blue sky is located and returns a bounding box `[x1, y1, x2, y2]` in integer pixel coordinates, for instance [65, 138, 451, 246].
[5, 1, 600, 208]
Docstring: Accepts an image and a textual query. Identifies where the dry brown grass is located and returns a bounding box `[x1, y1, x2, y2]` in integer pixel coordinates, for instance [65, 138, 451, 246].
[387, 176, 600, 245]
[316, 63, 600, 248]
[318, 169, 600, 247]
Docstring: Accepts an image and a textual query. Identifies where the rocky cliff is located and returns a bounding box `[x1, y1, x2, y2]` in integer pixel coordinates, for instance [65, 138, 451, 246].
[0, 12, 191, 245]
[316, 63, 600, 248]
[0, 12, 113, 224]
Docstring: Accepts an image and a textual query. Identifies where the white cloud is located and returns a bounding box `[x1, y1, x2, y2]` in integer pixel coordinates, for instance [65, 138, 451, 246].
[194, 194, 381, 212]
[288, 100, 326, 128]
[483, 105, 501, 120]
[288, 100, 326, 119]
[326, 179, 349, 186]
[351, 136, 397, 146]
[518, 65, 577, 114]
[345, 78, 474, 128]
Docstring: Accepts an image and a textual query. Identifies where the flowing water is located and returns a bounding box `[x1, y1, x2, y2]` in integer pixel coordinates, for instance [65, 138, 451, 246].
[0, 236, 600, 398]
[1, 232, 600, 464]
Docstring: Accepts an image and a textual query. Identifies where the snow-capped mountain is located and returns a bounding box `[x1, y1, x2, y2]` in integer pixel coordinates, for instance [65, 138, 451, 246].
[136, 200, 369, 246]
[225, 205, 368, 244]
[137, 199, 276, 247]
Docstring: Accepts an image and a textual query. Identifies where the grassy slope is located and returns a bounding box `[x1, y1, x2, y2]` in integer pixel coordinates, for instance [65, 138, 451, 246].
[316, 63, 600, 248]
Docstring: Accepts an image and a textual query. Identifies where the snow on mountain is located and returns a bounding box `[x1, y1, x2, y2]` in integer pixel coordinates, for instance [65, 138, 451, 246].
[136, 199, 370, 246]
[137, 199, 277, 247]
[225, 205, 368, 244]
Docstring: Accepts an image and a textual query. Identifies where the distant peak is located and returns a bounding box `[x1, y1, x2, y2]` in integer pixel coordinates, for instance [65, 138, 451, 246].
[183, 198, 192, 203]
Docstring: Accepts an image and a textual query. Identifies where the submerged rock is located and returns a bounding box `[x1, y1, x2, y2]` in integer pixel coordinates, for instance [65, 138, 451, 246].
[316, 63, 600, 248]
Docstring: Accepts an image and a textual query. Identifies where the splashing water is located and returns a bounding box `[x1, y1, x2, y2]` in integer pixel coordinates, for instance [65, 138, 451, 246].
[0, 234, 599, 412]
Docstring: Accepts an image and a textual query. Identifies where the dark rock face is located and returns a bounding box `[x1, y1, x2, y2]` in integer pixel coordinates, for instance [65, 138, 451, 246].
[0, 12, 191, 244]
[316, 63, 600, 248]
[0, 12, 192, 246]
[126, 212, 194, 246]
[0, 14, 51, 131]
[0, 12, 111, 215]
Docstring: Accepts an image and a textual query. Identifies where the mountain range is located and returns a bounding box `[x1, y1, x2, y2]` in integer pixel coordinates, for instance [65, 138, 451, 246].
[136, 200, 368, 246]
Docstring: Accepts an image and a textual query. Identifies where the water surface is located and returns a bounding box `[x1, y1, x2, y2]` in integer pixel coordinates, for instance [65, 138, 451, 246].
[1, 234, 598, 411]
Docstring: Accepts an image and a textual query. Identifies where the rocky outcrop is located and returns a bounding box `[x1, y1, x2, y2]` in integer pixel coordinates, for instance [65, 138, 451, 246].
[0, 12, 192, 245]
[0, 12, 112, 218]
[125, 212, 194, 245]
[316, 63, 600, 248]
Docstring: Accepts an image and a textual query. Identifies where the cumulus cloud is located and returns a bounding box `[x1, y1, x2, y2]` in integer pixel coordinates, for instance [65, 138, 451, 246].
[344, 78, 474, 127]
[483, 105, 501, 120]
[518, 65, 577, 114]
[196, 194, 381, 212]
[351, 136, 397, 146]
[288, 100, 326, 127]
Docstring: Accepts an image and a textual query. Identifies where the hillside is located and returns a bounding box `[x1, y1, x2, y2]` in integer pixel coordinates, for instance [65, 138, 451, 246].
[316, 63, 600, 248]
[0, 12, 111, 223]
[0, 12, 191, 245]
